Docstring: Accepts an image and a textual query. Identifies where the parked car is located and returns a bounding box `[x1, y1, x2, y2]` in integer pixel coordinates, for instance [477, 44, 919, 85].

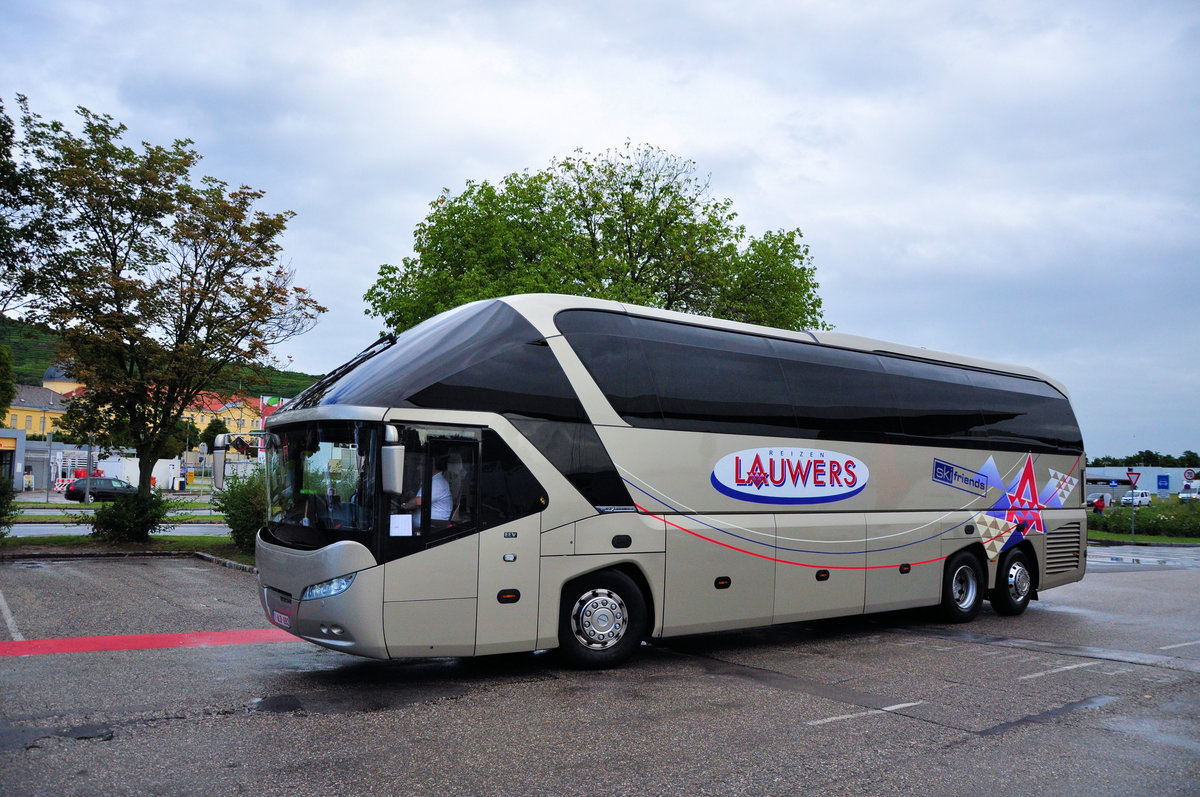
[1119, 489, 1152, 507]
[1086, 492, 1113, 508]
[64, 477, 137, 503]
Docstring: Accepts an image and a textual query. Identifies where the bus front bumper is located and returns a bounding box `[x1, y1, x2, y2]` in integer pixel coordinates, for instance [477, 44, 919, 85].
[256, 533, 389, 659]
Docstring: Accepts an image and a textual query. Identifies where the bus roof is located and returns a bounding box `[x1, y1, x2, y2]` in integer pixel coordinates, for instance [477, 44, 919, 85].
[497, 293, 1071, 398]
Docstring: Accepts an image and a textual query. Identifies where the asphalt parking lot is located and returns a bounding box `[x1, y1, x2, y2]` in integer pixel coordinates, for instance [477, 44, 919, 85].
[1, 550, 1198, 796]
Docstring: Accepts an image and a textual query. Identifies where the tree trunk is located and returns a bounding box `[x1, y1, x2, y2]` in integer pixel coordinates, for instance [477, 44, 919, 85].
[137, 450, 158, 498]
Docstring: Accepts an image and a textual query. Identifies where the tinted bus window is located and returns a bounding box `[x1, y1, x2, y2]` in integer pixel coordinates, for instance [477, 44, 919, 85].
[770, 340, 902, 443]
[628, 317, 797, 437]
[966, 370, 1083, 453]
[877, 356, 988, 443]
[552, 310, 664, 427]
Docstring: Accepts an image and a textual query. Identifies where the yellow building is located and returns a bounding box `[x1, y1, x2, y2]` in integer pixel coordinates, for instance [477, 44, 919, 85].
[5, 364, 271, 448]
[182, 393, 267, 438]
[7, 384, 68, 436]
[41, 363, 84, 396]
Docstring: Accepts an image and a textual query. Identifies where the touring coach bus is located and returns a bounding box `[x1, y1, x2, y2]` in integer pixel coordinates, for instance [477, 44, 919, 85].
[219, 294, 1085, 668]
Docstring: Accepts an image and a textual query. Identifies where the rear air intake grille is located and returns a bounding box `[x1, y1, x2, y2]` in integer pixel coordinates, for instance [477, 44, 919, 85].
[1045, 522, 1082, 574]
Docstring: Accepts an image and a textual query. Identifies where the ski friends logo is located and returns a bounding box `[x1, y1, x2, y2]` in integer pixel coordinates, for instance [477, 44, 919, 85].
[711, 447, 869, 504]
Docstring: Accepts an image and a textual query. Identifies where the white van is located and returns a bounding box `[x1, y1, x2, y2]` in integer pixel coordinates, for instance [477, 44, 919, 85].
[1180, 481, 1199, 503]
[1120, 490, 1152, 507]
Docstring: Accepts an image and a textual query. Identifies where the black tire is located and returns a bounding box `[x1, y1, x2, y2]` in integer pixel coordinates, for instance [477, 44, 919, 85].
[558, 570, 647, 670]
[990, 547, 1034, 616]
[940, 551, 985, 623]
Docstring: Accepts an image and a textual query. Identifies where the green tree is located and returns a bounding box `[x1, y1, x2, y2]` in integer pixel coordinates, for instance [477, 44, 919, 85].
[0, 96, 52, 316]
[0, 345, 14, 418]
[0, 478, 17, 539]
[365, 142, 825, 333]
[17, 97, 325, 503]
[212, 467, 265, 553]
[199, 417, 229, 451]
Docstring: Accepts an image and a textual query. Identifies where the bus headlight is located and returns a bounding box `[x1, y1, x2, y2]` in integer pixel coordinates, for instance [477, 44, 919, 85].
[301, 573, 356, 601]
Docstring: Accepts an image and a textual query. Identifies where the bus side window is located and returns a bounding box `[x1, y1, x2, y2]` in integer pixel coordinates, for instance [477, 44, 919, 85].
[479, 430, 546, 529]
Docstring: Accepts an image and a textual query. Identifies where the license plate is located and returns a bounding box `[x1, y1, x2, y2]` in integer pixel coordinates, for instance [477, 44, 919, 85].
[272, 610, 292, 629]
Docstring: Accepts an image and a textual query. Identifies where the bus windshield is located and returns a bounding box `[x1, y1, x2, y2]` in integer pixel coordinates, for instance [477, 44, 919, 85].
[266, 422, 379, 550]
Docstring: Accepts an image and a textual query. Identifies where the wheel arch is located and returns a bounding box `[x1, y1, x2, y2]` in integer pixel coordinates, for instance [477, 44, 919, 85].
[560, 561, 656, 640]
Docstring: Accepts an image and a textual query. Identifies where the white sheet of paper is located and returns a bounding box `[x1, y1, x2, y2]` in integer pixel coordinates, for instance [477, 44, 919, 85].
[389, 514, 414, 537]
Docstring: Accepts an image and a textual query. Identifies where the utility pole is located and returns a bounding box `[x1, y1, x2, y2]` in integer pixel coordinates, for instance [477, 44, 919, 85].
[84, 434, 93, 504]
[44, 432, 54, 502]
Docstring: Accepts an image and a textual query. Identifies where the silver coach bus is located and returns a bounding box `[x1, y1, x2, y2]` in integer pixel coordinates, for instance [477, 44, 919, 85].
[230, 294, 1085, 669]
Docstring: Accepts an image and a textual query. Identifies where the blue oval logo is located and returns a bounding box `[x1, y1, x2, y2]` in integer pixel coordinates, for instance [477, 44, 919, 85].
[710, 447, 869, 505]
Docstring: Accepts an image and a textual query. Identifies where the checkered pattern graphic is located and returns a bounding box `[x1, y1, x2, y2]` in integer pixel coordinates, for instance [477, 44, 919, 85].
[1048, 468, 1078, 505]
[977, 514, 1019, 562]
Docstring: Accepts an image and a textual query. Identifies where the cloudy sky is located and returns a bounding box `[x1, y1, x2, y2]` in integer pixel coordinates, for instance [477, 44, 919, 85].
[3, 0, 1196, 457]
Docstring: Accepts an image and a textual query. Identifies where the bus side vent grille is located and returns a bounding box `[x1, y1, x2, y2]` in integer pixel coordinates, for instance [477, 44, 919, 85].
[1045, 522, 1082, 574]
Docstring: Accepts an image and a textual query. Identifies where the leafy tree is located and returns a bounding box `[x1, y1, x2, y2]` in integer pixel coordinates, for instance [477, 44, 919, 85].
[0, 478, 17, 539]
[1088, 450, 1200, 468]
[163, 418, 200, 460]
[86, 491, 174, 543]
[212, 467, 266, 552]
[199, 417, 229, 451]
[16, 97, 325, 502]
[0, 96, 52, 316]
[365, 142, 825, 333]
[0, 344, 14, 417]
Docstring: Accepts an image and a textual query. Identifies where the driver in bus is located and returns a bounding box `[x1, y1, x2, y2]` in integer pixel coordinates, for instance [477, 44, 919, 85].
[401, 455, 453, 528]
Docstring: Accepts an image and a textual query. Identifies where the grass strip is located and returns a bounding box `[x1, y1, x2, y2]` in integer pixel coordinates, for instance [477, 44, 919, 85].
[0, 534, 254, 566]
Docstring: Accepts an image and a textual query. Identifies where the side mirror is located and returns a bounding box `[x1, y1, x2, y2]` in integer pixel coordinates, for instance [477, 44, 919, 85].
[381, 445, 405, 495]
[212, 448, 227, 491]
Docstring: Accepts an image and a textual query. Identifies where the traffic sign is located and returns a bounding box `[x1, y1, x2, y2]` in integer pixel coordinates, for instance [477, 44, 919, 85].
[1186, 468, 1196, 481]
[1127, 471, 1140, 488]
[1109, 480, 1118, 488]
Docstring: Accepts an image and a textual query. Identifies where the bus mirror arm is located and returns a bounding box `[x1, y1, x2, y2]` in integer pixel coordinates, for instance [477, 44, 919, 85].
[381, 445, 405, 495]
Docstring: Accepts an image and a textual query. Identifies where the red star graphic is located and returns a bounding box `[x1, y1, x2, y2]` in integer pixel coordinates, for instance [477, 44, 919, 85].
[1004, 456, 1045, 533]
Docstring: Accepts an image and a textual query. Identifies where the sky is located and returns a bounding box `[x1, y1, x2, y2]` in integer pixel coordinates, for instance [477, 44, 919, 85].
[2, 0, 1197, 457]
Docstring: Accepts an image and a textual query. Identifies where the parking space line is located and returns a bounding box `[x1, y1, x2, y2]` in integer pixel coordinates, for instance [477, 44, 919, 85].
[0, 588, 23, 642]
[0, 628, 294, 657]
[807, 701, 924, 726]
[1018, 661, 1099, 680]
[1159, 639, 1200, 651]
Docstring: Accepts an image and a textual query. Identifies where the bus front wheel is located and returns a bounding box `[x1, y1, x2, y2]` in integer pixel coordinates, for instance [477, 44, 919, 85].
[940, 551, 984, 623]
[990, 547, 1033, 616]
[558, 570, 647, 669]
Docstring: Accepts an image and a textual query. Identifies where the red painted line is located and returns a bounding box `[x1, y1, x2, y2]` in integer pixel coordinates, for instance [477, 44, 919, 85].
[638, 504, 946, 571]
[0, 628, 295, 658]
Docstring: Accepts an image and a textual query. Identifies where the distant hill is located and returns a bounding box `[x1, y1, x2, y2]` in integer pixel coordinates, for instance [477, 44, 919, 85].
[0, 316, 322, 398]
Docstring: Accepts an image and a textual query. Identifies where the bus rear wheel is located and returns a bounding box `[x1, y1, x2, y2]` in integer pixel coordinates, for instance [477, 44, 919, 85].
[990, 547, 1033, 616]
[558, 570, 647, 669]
[940, 551, 984, 623]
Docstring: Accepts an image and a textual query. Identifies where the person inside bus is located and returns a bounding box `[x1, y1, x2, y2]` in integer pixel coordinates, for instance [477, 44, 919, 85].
[400, 455, 453, 529]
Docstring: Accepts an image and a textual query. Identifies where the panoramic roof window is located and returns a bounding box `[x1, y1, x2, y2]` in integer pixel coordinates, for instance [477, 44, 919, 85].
[289, 300, 586, 423]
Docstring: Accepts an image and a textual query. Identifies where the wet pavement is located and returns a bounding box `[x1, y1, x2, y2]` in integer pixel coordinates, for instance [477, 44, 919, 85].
[0, 551, 1197, 795]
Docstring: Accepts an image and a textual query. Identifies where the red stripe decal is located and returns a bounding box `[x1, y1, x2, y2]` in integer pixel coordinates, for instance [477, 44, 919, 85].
[0, 628, 295, 658]
[638, 504, 947, 571]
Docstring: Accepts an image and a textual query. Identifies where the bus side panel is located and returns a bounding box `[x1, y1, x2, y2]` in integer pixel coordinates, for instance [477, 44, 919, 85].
[865, 512, 964, 613]
[1040, 508, 1087, 590]
[536, 552, 666, 649]
[475, 515, 541, 656]
[773, 513, 866, 624]
[384, 598, 477, 658]
[383, 535, 479, 602]
[661, 514, 775, 637]
[383, 536, 480, 657]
